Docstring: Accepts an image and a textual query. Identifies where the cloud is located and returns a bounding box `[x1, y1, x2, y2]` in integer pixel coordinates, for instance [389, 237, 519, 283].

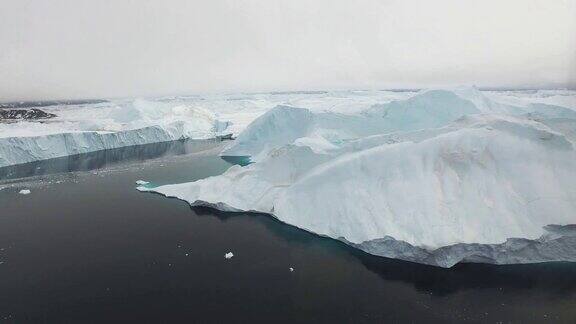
[1, 0, 574, 101]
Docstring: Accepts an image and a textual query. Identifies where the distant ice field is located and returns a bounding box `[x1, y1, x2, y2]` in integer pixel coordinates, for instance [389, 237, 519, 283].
[1, 89, 574, 167]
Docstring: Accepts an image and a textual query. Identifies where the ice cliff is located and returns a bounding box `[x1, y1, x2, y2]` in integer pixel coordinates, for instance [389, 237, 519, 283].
[0, 99, 231, 167]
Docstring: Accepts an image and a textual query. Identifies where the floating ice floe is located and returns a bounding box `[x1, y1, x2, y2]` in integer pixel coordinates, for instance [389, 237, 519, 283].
[18, 189, 31, 195]
[135, 180, 150, 186]
[141, 88, 576, 268]
[224, 252, 234, 259]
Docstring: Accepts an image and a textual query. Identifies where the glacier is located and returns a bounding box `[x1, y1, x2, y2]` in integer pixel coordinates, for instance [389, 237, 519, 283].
[0, 99, 231, 168]
[139, 87, 576, 267]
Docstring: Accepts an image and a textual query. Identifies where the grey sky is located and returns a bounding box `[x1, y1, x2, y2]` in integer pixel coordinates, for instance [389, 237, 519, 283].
[1, 0, 575, 101]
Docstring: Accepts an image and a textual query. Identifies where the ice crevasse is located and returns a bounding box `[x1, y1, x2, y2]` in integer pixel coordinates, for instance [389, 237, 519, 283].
[141, 88, 576, 267]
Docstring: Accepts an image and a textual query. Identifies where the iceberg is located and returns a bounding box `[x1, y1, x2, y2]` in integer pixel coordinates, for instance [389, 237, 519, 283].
[0, 99, 232, 168]
[221, 88, 576, 162]
[141, 88, 576, 267]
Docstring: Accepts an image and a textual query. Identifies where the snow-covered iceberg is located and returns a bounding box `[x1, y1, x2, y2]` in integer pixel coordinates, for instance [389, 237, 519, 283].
[0, 99, 231, 168]
[222, 88, 576, 161]
[141, 88, 576, 267]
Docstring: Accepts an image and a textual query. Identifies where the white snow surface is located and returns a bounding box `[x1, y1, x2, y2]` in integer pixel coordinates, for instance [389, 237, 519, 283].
[139, 87, 576, 267]
[4, 88, 573, 168]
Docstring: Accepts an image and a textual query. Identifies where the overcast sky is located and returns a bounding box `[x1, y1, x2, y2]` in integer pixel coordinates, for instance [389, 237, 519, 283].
[1, 0, 575, 101]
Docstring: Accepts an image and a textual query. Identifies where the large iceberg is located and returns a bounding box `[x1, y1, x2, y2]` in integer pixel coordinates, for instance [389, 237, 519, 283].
[222, 88, 576, 161]
[0, 99, 231, 167]
[141, 88, 576, 267]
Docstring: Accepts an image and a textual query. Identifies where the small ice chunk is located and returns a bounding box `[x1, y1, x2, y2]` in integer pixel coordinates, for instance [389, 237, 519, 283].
[224, 252, 234, 259]
[289, 267, 294, 272]
[135, 180, 150, 185]
[19, 189, 31, 195]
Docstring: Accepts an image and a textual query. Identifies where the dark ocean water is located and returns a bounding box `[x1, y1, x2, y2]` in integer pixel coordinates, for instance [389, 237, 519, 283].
[0, 141, 575, 323]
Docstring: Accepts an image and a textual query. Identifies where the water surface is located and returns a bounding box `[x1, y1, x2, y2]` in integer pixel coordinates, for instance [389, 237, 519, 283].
[0, 141, 575, 323]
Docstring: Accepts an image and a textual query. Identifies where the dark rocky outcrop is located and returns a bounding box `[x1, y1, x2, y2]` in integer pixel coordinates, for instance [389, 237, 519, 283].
[0, 108, 56, 120]
[0, 99, 106, 109]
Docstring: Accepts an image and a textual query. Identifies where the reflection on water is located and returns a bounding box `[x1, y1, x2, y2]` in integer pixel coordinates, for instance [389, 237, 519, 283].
[358, 248, 576, 296]
[192, 206, 576, 297]
[0, 138, 228, 180]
